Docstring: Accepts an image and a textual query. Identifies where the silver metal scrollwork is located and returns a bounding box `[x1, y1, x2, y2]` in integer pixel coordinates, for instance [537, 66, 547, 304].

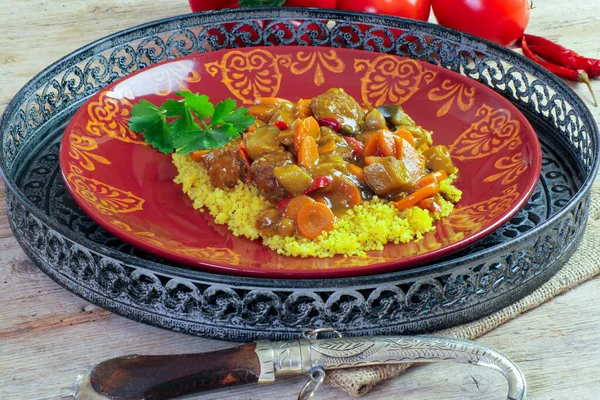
[255, 335, 526, 400]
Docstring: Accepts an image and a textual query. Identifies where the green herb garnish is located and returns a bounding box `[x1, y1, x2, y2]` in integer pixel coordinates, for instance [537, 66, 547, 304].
[129, 92, 255, 155]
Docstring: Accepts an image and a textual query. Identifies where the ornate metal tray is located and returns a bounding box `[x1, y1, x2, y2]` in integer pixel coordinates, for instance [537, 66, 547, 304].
[2, 9, 597, 341]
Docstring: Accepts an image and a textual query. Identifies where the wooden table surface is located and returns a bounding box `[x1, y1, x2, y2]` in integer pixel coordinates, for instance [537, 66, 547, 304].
[1, 1, 599, 399]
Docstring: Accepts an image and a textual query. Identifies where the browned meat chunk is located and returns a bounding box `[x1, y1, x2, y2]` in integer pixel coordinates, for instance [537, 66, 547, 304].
[311, 88, 364, 135]
[251, 150, 294, 203]
[202, 140, 249, 189]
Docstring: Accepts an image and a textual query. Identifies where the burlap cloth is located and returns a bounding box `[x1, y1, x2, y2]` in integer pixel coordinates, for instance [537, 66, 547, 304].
[327, 175, 600, 398]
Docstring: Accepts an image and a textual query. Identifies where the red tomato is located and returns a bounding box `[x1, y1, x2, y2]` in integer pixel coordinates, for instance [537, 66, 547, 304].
[336, 0, 431, 21]
[285, 0, 337, 7]
[431, 0, 530, 46]
[188, 0, 238, 12]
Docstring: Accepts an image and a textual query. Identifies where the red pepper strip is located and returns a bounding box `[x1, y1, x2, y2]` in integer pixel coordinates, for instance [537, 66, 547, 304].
[304, 175, 334, 194]
[522, 36, 598, 107]
[277, 197, 293, 216]
[342, 136, 364, 156]
[273, 120, 289, 130]
[316, 117, 341, 132]
[237, 143, 252, 184]
[524, 34, 600, 77]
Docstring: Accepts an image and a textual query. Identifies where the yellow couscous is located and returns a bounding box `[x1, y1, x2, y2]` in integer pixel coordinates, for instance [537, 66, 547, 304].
[173, 153, 462, 258]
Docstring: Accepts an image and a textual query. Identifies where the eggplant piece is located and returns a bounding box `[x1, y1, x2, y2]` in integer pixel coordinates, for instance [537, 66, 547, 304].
[245, 126, 282, 160]
[400, 138, 427, 181]
[268, 101, 296, 127]
[273, 164, 313, 196]
[363, 108, 387, 132]
[423, 145, 458, 175]
[364, 157, 418, 197]
[377, 105, 415, 127]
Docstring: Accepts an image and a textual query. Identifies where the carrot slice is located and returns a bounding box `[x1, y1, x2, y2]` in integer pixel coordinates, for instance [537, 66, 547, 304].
[363, 131, 381, 157]
[394, 183, 441, 211]
[394, 128, 415, 146]
[377, 130, 397, 157]
[348, 164, 366, 184]
[245, 123, 258, 134]
[293, 116, 320, 153]
[190, 149, 210, 162]
[305, 117, 320, 138]
[291, 118, 304, 153]
[394, 136, 404, 159]
[248, 104, 276, 121]
[295, 99, 313, 119]
[254, 97, 287, 106]
[417, 170, 448, 187]
[318, 139, 337, 155]
[298, 135, 319, 169]
[417, 197, 442, 212]
[296, 202, 335, 240]
[364, 129, 397, 157]
[327, 178, 362, 209]
[311, 195, 330, 206]
[284, 195, 315, 220]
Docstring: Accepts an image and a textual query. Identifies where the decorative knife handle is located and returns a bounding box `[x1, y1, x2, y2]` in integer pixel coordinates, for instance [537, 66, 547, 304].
[64, 336, 526, 400]
[65, 343, 261, 400]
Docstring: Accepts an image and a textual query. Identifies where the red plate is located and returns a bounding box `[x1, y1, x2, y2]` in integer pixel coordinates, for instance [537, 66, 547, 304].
[60, 46, 541, 278]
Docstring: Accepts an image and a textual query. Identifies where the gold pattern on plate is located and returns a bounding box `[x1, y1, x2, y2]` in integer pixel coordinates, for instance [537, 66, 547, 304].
[68, 133, 111, 171]
[67, 165, 145, 216]
[427, 80, 476, 117]
[205, 49, 290, 103]
[447, 184, 520, 231]
[150, 61, 201, 96]
[354, 55, 437, 107]
[288, 50, 345, 86]
[179, 247, 241, 265]
[334, 256, 393, 268]
[86, 91, 147, 145]
[483, 152, 529, 186]
[448, 104, 522, 160]
[110, 219, 241, 264]
[109, 220, 165, 248]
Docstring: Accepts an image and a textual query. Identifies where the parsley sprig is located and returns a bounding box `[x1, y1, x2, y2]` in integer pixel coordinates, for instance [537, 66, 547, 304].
[128, 91, 254, 155]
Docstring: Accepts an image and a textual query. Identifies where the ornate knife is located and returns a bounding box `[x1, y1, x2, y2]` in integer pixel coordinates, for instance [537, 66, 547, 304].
[61, 331, 526, 400]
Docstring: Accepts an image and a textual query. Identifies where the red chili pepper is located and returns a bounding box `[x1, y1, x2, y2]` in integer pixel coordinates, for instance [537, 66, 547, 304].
[237, 143, 252, 184]
[316, 117, 341, 132]
[273, 120, 289, 130]
[304, 176, 334, 194]
[342, 136, 364, 156]
[522, 36, 597, 107]
[277, 197, 293, 216]
[524, 34, 600, 77]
